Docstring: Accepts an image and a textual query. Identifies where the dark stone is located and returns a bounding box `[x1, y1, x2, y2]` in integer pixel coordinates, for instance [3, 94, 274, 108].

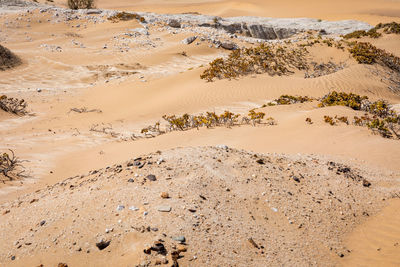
[292, 176, 300, 183]
[256, 159, 265, 165]
[128, 178, 134, 183]
[220, 42, 237, 50]
[168, 19, 181, 28]
[96, 240, 110, 250]
[362, 179, 371, 187]
[146, 174, 157, 181]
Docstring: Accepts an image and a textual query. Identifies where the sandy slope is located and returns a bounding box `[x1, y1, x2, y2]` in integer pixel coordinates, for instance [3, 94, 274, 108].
[1, 1, 400, 266]
[1, 146, 399, 266]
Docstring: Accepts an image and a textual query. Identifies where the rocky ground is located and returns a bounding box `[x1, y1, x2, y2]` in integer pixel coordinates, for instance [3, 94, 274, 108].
[1, 146, 399, 266]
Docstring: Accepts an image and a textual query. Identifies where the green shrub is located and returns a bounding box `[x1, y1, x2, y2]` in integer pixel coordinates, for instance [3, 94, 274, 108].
[348, 42, 400, 72]
[319, 91, 368, 110]
[375, 22, 400, 34]
[200, 43, 308, 81]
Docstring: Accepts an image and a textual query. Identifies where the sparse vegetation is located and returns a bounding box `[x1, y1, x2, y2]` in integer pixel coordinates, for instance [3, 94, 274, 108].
[67, 0, 94, 10]
[324, 115, 336, 125]
[107, 12, 146, 23]
[343, 22, 400, 40]
[305, 117, 313, 124]
[319, 92, 399, 138]
[348, 42, 400, 72]
[0, 95, 28, 115]
[200, 43, 308, 81]
[0, 44, 21, 71]
[374, 22, 400, 35]
[343, 29, 382, 39]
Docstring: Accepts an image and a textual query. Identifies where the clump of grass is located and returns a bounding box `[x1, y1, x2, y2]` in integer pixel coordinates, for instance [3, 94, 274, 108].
[305, 117, 313, 124]
[0, 44, 21, 71]
[67, 0, 94, 9]
[0, 95, 27, 115]
[108, 12, 146, 23]
[348, 42, 400, 72]
[200, 43, 308, 81]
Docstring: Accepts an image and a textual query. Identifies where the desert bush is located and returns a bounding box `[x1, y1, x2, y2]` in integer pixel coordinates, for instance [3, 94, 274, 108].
[200, 43, 308, 81]
[0, 44, 21, 71]
[67, 0, 94, 9]
[375, 22, 400, 34]
[319, 91, 368, 110]
[348, 42, 400, 72]
[275, 95, 314, 105]
[108, 12, 146, 23]
[324, 115, 336, 125]
[305, 117, 313, 124]
[343, 29, 382, 39]
[0, 95, 27, 115]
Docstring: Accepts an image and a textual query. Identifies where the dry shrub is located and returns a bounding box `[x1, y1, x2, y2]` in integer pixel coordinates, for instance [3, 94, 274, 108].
[0, 150, 24, 181]
[0, 44, 21, 71]
[67, 0, 94, 10]
[108, 12, 146, 23]
[0, 95, 27, 115]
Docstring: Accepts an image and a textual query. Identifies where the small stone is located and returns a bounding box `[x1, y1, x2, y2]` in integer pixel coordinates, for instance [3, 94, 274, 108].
[129, 206, 139, 211]
[96, 239, 110, 250]
[271, 207, 278, 212]
[220, 42, 237, 50]
[58, 263, 68, 267]
[40, 220, 46, 226]
[157, 206, 171, 212]
[11, 255, 15, 260]
[146, 174, 157, 181]
[216, 144, 228, 150]
[363, 179, 371, 187]
[105, 228, 113, 233]
[292, 176, 300, 183]
[256, 159, 265, 165]
[172, 236, 185, 243]
[160, 192, 169, 199]
[177, 244, 187, 252]
[116, 205, 125, 211]
[127, 178, 134, 183]
[36, 88, 42, 92]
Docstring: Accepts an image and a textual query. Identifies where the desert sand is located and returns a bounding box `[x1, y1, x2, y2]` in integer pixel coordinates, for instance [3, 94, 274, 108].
[0, 0, 400, 266]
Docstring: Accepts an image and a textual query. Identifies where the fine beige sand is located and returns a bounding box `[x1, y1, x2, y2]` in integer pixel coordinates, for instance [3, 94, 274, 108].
[0, 0, 400, 266]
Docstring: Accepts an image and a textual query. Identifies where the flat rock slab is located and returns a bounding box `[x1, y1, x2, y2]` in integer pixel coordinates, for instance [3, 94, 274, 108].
[157, 206, 172, 212]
